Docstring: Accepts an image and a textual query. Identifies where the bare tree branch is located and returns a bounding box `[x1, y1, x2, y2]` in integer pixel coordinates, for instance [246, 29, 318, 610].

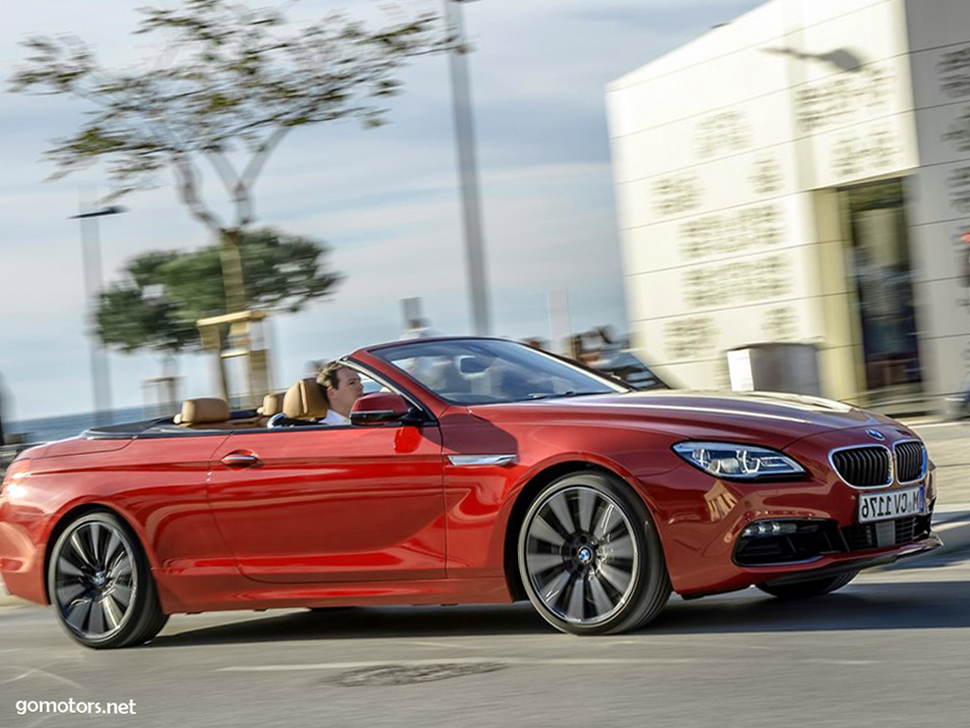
[172, 153, 223, 231]
[10, 0, 446, 313]
[241, 125, 290, 190]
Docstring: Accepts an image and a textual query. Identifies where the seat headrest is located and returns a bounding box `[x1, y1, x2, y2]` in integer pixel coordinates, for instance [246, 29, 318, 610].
[282, 378, 329, 419]
[257, 392, 285, 417]
[179, 397, 230, 425]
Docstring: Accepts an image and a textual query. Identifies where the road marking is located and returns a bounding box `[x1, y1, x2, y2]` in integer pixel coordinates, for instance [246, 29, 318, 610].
[409, 637, 791, 652]
[934, 505, 970, 515]
[218, 657, 717, 672]
[911, 421, 970, 431]
[218, 654, 881, 673]
[408, 641, 493, 650]
[0, 665, 84, 690]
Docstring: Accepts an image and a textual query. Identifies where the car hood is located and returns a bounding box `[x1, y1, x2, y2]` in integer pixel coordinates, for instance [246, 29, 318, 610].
[467, 390, 906, 449]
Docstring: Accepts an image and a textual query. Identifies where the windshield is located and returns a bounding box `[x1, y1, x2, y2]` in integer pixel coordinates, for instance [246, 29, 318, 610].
[372, 338, 630, 405]
[592, 351, 669, 391]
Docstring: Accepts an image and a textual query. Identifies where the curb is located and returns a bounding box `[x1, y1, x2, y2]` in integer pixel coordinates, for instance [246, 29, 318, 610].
[0, 592, 31, 610]
[0, 576, 33, 610]
[931, 507, 970, 555]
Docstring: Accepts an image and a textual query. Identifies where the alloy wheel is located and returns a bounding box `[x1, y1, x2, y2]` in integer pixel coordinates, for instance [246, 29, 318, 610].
[52, 520, 138, 641]
[523, 485, 639, 625]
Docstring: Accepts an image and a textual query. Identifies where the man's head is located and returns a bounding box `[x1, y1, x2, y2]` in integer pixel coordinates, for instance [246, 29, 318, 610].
[317, 362, 364, 417]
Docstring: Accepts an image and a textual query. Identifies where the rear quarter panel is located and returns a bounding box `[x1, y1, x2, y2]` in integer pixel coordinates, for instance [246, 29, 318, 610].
[0, 433, 234, 610]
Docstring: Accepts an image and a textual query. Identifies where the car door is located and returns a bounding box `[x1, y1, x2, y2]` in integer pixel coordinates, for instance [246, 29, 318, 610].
[206, 419, 446, 584]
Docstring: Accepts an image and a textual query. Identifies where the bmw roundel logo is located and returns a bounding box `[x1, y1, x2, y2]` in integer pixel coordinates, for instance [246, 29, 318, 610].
[866, 429, 885, 441]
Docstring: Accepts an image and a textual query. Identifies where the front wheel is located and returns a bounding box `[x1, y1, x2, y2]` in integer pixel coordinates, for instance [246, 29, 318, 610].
[47, 511, 168, 649]
[756, 570, 859, 600]
[517, 472, 671, 635]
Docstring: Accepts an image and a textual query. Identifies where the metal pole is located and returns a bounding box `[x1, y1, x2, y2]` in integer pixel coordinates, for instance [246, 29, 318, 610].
[444, 0, 491, 336]
[72, 199, 126, 427]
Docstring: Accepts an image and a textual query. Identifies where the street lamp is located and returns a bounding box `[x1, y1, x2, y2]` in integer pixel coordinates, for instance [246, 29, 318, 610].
[69, 203, 126, 427]
[444, 0, 491, 336]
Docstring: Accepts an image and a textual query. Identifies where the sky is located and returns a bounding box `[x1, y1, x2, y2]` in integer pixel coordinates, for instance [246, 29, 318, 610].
[0, 0, 761, 423]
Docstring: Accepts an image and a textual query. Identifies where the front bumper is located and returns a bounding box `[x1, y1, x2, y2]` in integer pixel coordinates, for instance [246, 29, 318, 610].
[756, 533, 942, 589]
[644, 427, 939, 597]
[733, 510, 935, 567]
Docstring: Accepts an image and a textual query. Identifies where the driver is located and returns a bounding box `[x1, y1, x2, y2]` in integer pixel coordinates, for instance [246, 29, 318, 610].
[316, 362, 364, 425]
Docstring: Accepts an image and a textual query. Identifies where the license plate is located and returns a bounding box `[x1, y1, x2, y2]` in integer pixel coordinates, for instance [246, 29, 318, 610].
[858, 485, 925, 524]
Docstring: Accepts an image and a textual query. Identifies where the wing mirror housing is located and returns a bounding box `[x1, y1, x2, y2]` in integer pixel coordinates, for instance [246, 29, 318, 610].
[350, 393, 425, 426]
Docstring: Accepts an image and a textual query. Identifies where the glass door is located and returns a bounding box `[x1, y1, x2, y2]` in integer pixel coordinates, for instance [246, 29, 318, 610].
[840, 179, 923, 404]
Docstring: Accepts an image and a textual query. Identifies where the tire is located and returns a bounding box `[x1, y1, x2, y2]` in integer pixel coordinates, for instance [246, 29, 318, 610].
[756, 570, 859, 600]
[517, 472, 671, 635]
[47, 511, 168, 649]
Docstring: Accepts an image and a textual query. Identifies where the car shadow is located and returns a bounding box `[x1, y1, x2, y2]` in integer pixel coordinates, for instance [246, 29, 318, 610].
[150, 578, 970, 648]
[150, 603, 551, 647]
[649, 579, 970, 634]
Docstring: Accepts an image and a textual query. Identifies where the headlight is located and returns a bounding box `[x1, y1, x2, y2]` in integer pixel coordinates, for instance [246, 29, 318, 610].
[672, 442, 805, 480]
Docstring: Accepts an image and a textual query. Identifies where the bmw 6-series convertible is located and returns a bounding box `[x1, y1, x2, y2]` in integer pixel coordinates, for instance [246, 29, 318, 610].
[0, 337, 940, 648]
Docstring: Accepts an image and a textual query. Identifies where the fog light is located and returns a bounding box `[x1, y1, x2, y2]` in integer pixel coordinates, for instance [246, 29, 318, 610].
[742, 521, 799, 538]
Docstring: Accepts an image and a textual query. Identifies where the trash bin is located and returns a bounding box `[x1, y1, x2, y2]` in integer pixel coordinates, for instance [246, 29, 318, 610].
[726, 343, 821, 396]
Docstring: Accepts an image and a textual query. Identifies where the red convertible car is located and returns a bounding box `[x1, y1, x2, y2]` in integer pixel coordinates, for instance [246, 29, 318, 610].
[0, 337, 940, 648]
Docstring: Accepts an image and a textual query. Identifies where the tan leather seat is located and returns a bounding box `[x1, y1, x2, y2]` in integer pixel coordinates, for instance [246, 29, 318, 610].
[257, 392, 285, 417]
[282, 378, 329, 420]
[175, 397, 231, 427]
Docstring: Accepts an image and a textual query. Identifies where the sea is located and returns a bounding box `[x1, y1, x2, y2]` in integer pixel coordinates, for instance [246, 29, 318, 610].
[8, 405, 173, 445]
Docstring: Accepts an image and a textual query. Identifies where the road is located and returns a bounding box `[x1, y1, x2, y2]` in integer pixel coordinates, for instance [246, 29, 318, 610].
[3, 557, 970, 728]
[0, 419, 968, 728]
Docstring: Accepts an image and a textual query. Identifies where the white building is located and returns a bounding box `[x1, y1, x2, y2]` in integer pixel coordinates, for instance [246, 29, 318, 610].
[607, 0, 970, 411]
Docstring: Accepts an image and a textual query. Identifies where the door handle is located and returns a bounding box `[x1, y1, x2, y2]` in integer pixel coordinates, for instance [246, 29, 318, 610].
[220, 451, 261, 468]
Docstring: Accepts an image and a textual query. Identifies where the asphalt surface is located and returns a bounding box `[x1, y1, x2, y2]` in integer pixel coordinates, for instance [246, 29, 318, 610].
[3, 560, 970, 728]
[1, 419, 968, 727]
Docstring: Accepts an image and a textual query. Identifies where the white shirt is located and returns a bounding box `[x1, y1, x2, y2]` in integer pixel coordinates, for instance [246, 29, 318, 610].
[319, 410, 350, 426]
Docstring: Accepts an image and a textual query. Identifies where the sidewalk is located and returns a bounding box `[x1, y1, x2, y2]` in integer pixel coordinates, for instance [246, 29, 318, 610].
[0, 577, 25, 608]
[902, 417, 970, 507]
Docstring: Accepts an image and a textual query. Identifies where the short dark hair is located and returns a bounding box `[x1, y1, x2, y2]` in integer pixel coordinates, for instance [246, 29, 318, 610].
[316, 361, 348, 391]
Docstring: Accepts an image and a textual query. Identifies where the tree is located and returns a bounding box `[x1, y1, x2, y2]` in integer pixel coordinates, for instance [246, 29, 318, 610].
[10, 0, 444, 312]
[97, 227, 342, 355]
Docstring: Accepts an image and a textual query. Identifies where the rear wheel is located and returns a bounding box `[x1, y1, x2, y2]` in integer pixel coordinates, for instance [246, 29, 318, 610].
[517, 472, 671, 635]
[756, 570, 858, 599]
[48, 511, 168, 649]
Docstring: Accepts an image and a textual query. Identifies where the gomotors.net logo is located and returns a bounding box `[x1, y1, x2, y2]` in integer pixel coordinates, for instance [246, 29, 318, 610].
[16, 699, 137, 716]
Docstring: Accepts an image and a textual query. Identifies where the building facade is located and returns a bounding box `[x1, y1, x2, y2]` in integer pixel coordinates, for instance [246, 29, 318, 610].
[607, 0, 970, 410]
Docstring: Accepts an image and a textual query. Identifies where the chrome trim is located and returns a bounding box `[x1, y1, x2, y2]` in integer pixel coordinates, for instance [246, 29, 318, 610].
[892, 439, 928, 485]
[448, 454, 517, 467]
[828, 444, 894, 489]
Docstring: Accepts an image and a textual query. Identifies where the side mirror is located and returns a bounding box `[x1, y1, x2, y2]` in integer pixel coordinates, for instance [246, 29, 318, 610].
[350, 393, 424, 426]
